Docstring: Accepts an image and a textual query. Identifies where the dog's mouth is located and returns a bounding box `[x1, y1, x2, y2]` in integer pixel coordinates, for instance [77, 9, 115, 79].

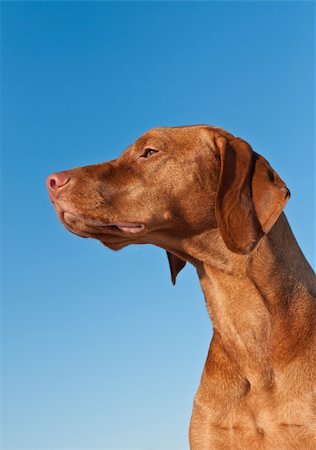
[59, 210, 145, 237]
[65, 212, 145, 233]
[48, 194, 147, 243]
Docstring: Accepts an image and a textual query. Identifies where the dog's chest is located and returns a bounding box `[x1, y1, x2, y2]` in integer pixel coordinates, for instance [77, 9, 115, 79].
[191, 378, 316, 450]
[204, 420, 315, 450]
[237, 399, 312, 448]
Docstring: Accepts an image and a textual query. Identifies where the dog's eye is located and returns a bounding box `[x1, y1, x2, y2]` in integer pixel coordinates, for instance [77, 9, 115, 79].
[142, 148, 158, 158]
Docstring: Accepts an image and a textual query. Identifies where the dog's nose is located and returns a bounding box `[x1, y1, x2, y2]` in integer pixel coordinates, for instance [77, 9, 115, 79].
[46, 171, 70, 197]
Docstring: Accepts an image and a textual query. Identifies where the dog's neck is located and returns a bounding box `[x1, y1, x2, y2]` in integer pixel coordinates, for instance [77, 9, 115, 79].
[181, 214, 316, 384]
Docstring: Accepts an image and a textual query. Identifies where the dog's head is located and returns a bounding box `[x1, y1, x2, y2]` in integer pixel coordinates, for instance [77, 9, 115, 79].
[47, 125, 290, 283]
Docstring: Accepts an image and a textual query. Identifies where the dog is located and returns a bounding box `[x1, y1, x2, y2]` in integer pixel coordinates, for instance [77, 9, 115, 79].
[47, 125, 316, 449]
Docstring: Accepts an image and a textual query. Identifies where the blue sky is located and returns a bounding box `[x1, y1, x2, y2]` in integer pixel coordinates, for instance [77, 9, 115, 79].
[1, 1, 314, 449]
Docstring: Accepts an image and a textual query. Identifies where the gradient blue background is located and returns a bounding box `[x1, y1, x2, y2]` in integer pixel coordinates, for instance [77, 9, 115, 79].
[1, 1, 315, 449]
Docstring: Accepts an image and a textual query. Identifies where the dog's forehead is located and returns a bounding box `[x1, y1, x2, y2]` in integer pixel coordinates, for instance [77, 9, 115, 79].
[134, 125, 224, 149]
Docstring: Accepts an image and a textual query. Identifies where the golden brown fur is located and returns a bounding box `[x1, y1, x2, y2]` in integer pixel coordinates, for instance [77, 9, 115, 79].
[47, 125, 316, 449]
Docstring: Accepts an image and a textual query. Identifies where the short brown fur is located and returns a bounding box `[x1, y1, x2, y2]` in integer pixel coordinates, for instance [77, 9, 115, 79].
[47, 125, 316, 449]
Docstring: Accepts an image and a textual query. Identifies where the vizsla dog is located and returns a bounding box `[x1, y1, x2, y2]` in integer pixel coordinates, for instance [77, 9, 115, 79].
[47, 125, 316, 449]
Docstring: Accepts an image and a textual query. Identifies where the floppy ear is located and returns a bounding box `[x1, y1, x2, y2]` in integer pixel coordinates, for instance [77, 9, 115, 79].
[166, 251, 186, 285]
[215, 136, 290, 254]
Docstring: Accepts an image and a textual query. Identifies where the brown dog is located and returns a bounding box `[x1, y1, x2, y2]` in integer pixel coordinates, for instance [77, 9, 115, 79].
[47, 125, 316, 449]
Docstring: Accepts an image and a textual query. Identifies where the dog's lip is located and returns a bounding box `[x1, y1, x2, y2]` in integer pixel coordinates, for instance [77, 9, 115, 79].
[94, 221, 145, 234]
[110, 223, 145, 233]
[62, 212, 145, 234]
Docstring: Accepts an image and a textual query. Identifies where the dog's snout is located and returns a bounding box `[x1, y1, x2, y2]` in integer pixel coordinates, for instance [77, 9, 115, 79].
[46, 171, 70, 200]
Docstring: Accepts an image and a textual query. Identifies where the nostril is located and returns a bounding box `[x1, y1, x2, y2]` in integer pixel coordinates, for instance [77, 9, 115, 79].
[49, 178, 57, 189]
[46, 171, 70, 191]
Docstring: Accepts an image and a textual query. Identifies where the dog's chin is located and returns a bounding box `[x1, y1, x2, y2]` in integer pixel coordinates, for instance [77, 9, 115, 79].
[99, 240, 128, 251]
[56, 210, 92, 238]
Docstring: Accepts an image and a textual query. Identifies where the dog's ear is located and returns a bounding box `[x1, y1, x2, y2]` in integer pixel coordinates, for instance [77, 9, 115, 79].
[215, 136, 290, 254]
[166, 251, 186, 285]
